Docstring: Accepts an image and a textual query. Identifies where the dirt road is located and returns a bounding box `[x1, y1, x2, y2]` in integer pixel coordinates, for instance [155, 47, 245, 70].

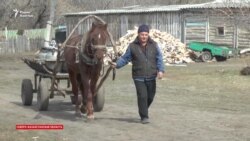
[0, 53, 250, 141]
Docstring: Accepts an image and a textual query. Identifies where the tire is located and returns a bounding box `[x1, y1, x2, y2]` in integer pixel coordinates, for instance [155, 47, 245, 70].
[201, 51, 212, 62]
[21, 79, 33, 106]
[215, 56, 227, 62]
[37, 79, 49, 111]
[93, 87, 105, 112]
[49, 91, 54, 99]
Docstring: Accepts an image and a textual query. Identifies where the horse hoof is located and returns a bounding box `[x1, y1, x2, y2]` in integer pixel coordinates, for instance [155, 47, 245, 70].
[87, 115, 95, 120]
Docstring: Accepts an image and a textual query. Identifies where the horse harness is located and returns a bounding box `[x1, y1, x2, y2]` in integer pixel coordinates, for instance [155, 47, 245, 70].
[81, 42, 107, 66]
[64, 36, 107, 66]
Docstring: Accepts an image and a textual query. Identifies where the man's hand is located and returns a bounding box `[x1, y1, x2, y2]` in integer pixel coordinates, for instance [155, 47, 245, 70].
[108, 61, 117, 69]
[157, 71, 164, 79]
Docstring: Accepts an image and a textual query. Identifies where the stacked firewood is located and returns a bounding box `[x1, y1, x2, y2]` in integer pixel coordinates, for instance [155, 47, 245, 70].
[112, 27, 194, 64]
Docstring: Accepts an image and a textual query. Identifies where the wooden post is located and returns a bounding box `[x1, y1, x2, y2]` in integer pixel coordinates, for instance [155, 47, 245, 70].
[5, 27, 8, 40]
[182, 18, 186, 44]
[206, 16, 210, 42]
[233, 22, 238, 56]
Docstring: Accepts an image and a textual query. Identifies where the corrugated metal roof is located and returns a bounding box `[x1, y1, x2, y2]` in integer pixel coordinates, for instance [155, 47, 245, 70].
[182, 0, 250, 9]
[64, 5, 182, 16]
[64, 0, 250, 16]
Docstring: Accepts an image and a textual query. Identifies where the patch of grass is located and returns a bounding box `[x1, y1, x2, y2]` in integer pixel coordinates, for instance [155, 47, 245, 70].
[108, 60, 250, 115]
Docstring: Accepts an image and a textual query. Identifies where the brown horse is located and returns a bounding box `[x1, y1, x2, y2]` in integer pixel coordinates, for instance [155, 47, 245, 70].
[64, 22, 108, 119]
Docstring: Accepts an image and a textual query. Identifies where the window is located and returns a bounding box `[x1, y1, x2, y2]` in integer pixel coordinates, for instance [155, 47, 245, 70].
[217, 27, 225, 36]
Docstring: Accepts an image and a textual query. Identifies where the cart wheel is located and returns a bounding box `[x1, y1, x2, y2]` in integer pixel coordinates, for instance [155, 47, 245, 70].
[94, 87, 105, 112]
[50, 91, 54, 99]
[37, 79, 49, 111]
[21, 79, 33, 106]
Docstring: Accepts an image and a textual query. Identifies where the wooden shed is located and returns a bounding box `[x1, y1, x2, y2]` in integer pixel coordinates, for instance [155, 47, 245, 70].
[182, 0, 250, 49]
[64, 0, 250, 49]
[64, 5, 183, 42]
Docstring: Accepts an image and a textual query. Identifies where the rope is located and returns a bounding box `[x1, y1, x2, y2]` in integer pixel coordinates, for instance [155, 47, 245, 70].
[64, 44, 80, 49]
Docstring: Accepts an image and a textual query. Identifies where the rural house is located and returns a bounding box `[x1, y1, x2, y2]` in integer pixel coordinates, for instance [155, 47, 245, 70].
[64, 0, 250, 49]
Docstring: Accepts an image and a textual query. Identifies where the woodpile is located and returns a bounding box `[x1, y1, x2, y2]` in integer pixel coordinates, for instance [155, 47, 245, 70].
[112, 27, 194, 64]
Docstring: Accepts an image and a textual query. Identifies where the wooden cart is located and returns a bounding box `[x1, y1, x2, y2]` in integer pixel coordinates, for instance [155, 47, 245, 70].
[21, 58, 105, 111]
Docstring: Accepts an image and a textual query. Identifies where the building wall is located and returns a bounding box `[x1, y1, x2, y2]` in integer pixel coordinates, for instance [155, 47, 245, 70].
[65, 12, 182, 42]
[209, 16, 234, 47]
[65, 8, 250, 49]
[237, 15, 250, 48]
[183, 15, 207, 43]
[183, 9, 250, 49]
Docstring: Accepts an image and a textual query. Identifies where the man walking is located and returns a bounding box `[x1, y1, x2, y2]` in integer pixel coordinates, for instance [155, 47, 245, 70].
[111, 24, 165, 124]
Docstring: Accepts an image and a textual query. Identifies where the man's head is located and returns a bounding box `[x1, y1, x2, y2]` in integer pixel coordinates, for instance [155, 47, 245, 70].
[138, 24, 149, 45]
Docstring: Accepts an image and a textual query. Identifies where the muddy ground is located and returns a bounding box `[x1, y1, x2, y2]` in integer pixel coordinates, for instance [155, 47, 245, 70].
[0, 53, 250, 141]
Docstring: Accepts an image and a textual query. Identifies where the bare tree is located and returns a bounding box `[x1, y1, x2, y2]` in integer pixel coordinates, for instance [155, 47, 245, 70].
[212, 0, 250, 29]
[0, 0, 49, 29]
[0, 0, 214, 29]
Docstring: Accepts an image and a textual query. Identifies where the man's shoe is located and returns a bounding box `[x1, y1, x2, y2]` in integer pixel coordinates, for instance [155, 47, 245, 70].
[141, 118, 150, 124]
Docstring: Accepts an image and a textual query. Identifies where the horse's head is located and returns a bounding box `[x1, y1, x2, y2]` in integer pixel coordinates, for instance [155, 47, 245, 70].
[85, 22, 108, 60]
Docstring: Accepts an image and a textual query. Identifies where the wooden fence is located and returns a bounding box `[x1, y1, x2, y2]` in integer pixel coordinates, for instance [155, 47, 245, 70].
[0, 28, 55, 54]
[0, 36, 44, 54]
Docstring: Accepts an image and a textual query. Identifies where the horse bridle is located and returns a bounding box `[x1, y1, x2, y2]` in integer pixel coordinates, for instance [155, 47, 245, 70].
[85, 41, 107, 55]
[91, 44, 107, 49]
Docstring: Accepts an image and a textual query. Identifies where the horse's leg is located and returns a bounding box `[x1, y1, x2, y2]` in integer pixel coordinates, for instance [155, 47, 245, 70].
[82, 78, 94, 119]
[90, 75, 99, 96]
[68, 69, 82, 117]
[85, 75, 100, 119]
[77, 74, 86, 114]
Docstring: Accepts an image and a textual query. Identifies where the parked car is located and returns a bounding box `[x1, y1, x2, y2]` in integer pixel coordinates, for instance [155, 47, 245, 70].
[187, 41, 232, 62]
